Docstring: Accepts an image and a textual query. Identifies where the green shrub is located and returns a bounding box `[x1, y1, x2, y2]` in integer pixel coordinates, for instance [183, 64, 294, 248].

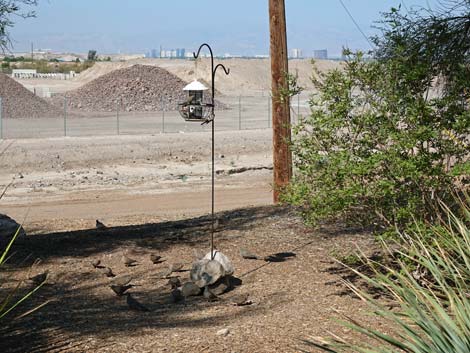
[304, 197, 470, 353]
[282, 52, 470, 230]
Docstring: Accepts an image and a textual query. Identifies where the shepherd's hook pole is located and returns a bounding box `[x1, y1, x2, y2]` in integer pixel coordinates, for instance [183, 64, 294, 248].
[193, 43, 229, 260]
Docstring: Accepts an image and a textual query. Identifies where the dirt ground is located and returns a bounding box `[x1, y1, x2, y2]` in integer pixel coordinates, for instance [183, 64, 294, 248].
[0, 129, 384, 352]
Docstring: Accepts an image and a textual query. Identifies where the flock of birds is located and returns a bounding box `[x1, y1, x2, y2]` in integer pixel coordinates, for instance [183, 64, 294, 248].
[25, 220, 293, 314]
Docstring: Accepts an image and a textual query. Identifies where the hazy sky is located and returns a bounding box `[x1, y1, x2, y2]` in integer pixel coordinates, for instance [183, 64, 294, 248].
[10, 0, 434, 56]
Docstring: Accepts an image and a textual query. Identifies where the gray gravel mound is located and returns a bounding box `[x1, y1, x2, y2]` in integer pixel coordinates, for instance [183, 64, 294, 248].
[0, 74, 63, 119]
[54, 64, 191, 112]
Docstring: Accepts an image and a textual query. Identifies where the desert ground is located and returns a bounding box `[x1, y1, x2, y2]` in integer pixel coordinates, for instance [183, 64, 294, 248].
[0, 59, 384, 352]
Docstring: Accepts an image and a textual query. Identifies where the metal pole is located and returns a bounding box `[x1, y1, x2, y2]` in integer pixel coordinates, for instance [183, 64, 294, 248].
[0, 97, 3, 139]
[116, 100, 120, 135]
[64, 96, 67, 136]
[161, 96, 165, 133]
[238, 95, 241, 130]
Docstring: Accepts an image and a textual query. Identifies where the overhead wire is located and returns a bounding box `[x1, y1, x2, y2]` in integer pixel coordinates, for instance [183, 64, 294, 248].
[338, 0, 375, 50]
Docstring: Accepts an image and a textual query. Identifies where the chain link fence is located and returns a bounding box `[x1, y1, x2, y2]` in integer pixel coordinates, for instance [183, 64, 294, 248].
[0, 93, 312, 139]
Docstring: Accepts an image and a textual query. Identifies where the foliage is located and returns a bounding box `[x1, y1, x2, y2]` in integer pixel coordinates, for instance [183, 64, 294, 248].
[3, 59, 94, 73]
[0, 0, 37, 52]
[303, 197, 470, 353]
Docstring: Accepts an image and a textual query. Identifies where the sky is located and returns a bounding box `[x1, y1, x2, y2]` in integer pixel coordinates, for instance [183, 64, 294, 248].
[10, 0, 436, 57]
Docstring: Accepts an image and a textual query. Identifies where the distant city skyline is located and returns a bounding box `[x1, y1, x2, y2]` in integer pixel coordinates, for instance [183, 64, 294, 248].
[10, 0, 438, 57]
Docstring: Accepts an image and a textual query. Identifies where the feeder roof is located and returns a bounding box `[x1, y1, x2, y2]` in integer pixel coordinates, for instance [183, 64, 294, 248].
[183, 80, 208, 91]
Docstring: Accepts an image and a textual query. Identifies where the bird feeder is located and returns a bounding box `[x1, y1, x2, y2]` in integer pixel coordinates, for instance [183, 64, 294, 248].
[178, 80, 211, 122]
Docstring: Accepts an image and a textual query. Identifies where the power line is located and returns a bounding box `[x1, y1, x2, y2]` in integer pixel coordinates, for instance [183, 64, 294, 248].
[338, 0, 375, 50]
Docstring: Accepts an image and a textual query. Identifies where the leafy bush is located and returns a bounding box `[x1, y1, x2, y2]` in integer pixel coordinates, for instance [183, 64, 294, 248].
[282, 51, 469, 229]
[304, 197, 470, 353]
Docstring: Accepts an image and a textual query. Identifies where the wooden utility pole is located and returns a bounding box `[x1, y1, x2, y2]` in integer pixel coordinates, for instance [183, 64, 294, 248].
[269, 0, 292, 203]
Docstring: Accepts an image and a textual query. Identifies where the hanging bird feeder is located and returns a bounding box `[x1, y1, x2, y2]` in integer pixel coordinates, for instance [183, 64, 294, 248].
[178, 80, 212, 122]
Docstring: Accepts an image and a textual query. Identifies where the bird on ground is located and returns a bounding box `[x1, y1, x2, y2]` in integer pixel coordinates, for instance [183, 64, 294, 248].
[111, 275, 133, 287]
[126, 294, 150, 312]
[169, 263, 184, 273]
[123, 255, 138, 267]
[230, 293, 252, 306]
[167, 277, 181, 289]
[91, 259, 104, 268]
[157, 267, 173, 279]
[100, 267, 116, 278]
[110, 284, 133, 296]
[203, 286, 219, 302]
[170, 289, 185, 303]
[149, 254, 163, 264]
[239, 248, 259, 260]
[28, 271, 49, 286]
[95, 220, 107, 230]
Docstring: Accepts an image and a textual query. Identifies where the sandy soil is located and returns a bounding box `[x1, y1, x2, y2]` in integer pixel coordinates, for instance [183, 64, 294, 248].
[0, 130, 273, 231]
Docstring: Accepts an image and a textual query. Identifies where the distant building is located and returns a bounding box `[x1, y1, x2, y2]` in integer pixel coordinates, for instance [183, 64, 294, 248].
[313, 49, 328, 60]
[290, 48, 302, 59]
[150, 49, 158, 58]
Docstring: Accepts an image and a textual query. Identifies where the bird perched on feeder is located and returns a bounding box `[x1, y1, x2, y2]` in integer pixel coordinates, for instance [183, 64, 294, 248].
[123, 255, 138, 267]
[95, 220, 106, 230]
[126, 294, 150, 312]
[28, 271, 49, 286]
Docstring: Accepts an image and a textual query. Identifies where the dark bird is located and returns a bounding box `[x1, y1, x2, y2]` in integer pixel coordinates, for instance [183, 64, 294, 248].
[28, 271, 49, 286]
[91, 259, 104, 269]
[126, 294, 150, 312]
[203, 286, 218, 302]
[111, 275, 133, 287]
[240, 248, 259, 260]
[123, 255, 138, 267]
[167, 277, 181, 289]
[95, 219, 107, 230]
[170, 289, 184, 303]
[110, 284, 133, 296]
[100, 267, 116, 278]
[149, 254, 163, 264]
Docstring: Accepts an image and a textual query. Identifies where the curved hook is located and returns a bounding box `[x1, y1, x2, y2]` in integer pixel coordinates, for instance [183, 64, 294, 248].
[193, 43, 213, 60]
[214, 63, 230, 76]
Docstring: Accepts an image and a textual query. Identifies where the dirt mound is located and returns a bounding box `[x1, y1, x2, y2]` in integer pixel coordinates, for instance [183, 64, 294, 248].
[0, 74, 63, 119]
[55, 64, 191, 112]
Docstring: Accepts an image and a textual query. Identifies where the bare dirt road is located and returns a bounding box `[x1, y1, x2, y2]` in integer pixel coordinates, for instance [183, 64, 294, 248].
[0, 129, 273, 232]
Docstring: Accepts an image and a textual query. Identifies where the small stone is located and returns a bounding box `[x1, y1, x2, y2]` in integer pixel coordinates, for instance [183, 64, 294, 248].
[216, 328, 230, 337]
[208, 276, 231, 295]
[181, 282, 201, 297]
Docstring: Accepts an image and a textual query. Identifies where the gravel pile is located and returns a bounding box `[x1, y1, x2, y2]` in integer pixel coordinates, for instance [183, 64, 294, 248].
[0, 74, 63, 119]
[53, 65, 194, 112]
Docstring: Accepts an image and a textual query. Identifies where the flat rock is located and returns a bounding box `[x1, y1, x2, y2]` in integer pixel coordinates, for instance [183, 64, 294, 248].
[208, 275, 231, 295]
[216, 328, 230, 337]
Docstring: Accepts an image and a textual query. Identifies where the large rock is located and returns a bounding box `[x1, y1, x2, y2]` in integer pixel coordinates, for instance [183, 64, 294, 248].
[203, 251, 234, 276]
[0, 214, 26, 248]
[190, 259, 226, 288]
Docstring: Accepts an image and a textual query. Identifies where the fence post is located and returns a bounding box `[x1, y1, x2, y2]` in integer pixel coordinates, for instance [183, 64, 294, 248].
[238, 95, 242, 130]
[161, 96, 165, 133]
[116, 100, 120, 135]
[64, 96, 67, 136]
[268, 95, 271, 128]
[0, 97, 2, 139]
